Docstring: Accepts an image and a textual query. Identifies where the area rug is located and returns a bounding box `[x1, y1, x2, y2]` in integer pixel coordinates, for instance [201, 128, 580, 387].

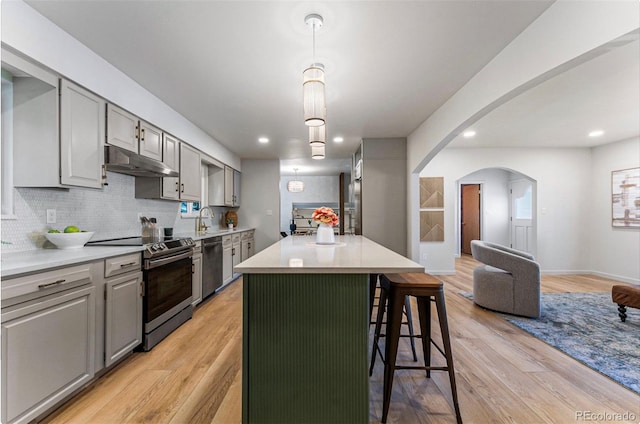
[460, 291, 640, 395]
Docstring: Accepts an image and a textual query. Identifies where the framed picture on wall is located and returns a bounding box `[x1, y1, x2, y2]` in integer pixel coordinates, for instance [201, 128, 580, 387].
[611, 167, 640, 228]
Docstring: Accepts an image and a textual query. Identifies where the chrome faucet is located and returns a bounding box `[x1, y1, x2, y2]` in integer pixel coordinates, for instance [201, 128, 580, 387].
[197, 206, 214, 233]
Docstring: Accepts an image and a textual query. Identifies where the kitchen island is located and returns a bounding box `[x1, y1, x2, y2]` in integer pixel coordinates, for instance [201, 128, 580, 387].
[235, 235, 423, 424]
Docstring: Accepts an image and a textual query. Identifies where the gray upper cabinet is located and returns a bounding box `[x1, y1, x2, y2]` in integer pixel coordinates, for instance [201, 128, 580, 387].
[106, 104, 163, 161]
[207, 165, 240, 207]
[60, 80, 105, 189]
[224, 166, 234, 206]
[106, 104, 137, 153]
[162, 134, 180, 199]
[138, 120, 162, 161]
[6, 50, 60, 188]
[135, 134, 201, 202]
[233, 169, 241, 206]
[179, 143, 201, 201]
[5, 48, 103, 189]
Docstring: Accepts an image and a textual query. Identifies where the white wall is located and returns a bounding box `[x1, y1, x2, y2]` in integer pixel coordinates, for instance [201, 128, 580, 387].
[590, 138, 640, 283]
[1, 0, 241, 170]
[0, 173, 178, 251]
[419, 147, 592, 275]
[238, 160, 280, 253]
[406, 2, 640, 260]
[280, 176, 340, 233]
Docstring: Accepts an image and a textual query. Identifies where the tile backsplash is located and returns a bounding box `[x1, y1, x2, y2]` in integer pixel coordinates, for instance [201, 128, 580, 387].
[1, 172, 227, 252]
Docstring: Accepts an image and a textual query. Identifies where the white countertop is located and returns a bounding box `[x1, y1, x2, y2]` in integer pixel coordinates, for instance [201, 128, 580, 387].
[1, 228, 256, 279]
[1, 245, 145, 279]
[235, 235, 423, 274]
[174, 226, 254, 241]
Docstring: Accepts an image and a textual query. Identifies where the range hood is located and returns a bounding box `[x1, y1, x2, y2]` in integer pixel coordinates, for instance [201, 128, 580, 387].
[104, 145, 179, 178]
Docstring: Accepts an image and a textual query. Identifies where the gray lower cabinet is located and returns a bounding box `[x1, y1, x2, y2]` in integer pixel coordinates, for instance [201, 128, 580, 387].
[241, 230, 255, 262]
[104, 271, 143, 368]
[232, 234, 241, 270]
[1, 284, 96, 424]
[192, 251, 203, 306]
[222, 235, 233, 284]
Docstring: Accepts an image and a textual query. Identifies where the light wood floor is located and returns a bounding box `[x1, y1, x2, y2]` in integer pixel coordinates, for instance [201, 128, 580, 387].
[42, 255, 640, 424]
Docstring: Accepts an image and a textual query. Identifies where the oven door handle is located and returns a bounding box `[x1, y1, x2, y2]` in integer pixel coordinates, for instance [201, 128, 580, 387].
[144, 250, 193, 270]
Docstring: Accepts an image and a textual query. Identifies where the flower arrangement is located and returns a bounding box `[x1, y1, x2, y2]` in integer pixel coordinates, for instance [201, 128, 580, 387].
[312, 206, 339, 227]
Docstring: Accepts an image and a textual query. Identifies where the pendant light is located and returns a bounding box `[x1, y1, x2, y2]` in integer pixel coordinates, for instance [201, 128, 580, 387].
[311, 145, 325, 160]
[303, 14, 326, 127]
[287, 168, 305, 192]
[309, 124, 326, 147]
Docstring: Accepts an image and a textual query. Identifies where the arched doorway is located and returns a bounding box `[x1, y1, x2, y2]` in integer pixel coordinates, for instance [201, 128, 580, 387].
[457, 168, 537, 257]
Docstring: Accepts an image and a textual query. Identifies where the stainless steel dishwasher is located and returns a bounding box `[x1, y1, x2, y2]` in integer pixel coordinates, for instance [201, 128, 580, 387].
[202, 236, 223, 298]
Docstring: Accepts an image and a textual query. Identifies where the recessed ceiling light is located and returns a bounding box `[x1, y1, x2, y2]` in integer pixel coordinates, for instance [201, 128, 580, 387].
[588, 130, 604, 137]
[258, 137, 269, 143]
[463, 130, 476, 138]
[333, 136, 344, 143]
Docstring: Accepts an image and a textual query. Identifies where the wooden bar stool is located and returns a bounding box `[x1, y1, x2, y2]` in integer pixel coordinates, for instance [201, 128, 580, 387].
[369, 274, 420, 377]
[371, 272, 462, 424]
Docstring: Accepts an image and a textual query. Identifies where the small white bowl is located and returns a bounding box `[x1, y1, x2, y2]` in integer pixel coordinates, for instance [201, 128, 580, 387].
[44, 232, 95, 249]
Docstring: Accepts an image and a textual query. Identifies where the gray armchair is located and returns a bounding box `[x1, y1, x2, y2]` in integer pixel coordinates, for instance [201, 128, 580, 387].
[470, 240, 541, 318]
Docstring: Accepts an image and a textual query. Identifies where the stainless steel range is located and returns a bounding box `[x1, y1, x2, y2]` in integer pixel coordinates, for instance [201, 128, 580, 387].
[87, 237, 195, 350]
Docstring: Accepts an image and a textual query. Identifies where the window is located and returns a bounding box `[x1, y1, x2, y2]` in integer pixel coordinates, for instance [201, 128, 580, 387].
[180, 201, 200, 217]
[514, 186, 532, 220]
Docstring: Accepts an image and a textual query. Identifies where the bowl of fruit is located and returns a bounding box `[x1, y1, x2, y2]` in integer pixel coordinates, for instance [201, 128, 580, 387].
[45, 226, 94, 249]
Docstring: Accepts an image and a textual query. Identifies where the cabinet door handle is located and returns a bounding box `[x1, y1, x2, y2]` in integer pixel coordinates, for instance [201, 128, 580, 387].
[140, 127, 145, 141]
[140, 281, 145, 297]
[135, 125, 140, 140]
[175, 181, 179, 192]
[181, 183, 185, 193]
[101, 164, 108, 186]
[232, 248, 235, 256]
[38, 279, 66, 289]
[120, 262, 137, 268]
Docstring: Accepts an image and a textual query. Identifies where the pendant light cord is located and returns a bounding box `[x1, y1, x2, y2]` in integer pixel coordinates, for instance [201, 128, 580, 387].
[312, 22, 316, 64]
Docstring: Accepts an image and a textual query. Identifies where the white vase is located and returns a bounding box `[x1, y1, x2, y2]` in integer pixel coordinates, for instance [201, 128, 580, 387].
[316, 223, 335, 245]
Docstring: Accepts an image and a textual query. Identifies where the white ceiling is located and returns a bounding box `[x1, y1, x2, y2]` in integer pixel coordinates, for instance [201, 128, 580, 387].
[448, 35, 640, 149]
[24, 0, 558, 175]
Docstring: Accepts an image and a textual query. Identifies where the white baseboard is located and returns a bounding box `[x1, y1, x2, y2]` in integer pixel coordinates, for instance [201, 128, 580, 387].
[542, 269, 639, 285]
[424, 270, 456, 275]
[589, 270, 639, 285]
[541, 270, 592, 275]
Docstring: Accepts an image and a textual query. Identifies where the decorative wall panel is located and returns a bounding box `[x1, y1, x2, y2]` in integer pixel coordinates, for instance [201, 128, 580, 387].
[420, 210, 444, 242]
[420, 177, 444, 208]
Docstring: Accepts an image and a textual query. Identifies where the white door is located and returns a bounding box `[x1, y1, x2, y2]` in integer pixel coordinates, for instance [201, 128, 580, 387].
[510, 179, 534, 253]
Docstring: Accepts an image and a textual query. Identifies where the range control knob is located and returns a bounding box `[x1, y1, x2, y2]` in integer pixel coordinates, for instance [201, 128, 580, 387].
[150, 244, 159, 251]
